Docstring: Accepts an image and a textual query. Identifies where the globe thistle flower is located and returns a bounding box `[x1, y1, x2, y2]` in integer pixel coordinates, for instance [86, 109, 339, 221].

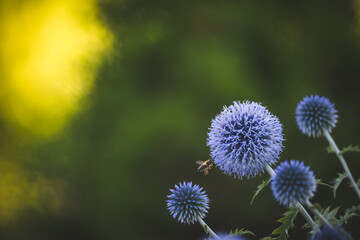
[207, 101, 284, 179]
[203, 234, 248, 240]
[271, 160, 317, 207]
[309, 226, 352, 240]
[295, 95, 338, 138]
[167, 182, 209, 224]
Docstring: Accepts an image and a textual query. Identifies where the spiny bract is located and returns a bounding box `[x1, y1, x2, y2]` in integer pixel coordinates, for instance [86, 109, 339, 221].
[167, 182, 209, 224]
[207, 101, 284, 179]
[271, 160, 317, 207]
[295, 95, 338, 138]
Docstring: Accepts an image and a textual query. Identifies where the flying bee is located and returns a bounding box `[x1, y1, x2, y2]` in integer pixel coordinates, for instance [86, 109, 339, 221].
[196, 159, 214, 175]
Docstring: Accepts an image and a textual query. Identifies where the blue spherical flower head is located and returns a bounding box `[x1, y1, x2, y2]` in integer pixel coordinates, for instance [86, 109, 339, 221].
[295, 95, 338, 138]
[204, 234, 248, 240]
[271, 160, 317, 207]
[207, 101, 284, 179]
[167, 182, 209, 224]
[309, 226, 353, 240]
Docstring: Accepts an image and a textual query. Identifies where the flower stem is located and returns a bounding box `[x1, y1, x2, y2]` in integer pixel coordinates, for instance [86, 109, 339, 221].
[305, 201, 331, 227]
[265, 164, 316, 229]
[197, 216, 219, 239]
[295, 203, 316, 228]
[323, 130, 360, 200]
[265, 164, 276, 177]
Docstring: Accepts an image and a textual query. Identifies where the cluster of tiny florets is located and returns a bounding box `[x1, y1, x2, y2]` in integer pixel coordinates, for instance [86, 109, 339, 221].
[165, 97, 356, 240]
[167, 182, 209, 224]
[309, 226, 352, 240]
[207, 101, 284, 179]
[271, 160, 317, 207]
[204, 234, 248, 240]
[295, 95, 338, 138]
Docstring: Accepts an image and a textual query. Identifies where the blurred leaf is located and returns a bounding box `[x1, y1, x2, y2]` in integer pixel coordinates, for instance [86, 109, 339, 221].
[327, 145, 335, 154]
[259, 237, 278, 240]
[338, 205, 360, 225]
[311, 202, 321, 210]
[316, 206, 341, 227]
[327, 144, 360, 155]
[250, 178, 271, 205]
[331, 172, 348, 198]
[229, 228, 255, 237]
[321, 206, 340, 222]
[309, 205, 360, 228]
[339, 145, 360, 155]
[304, 205, 341, 234]
[271, 207, 299, 240]
[305, 204, 360, 235]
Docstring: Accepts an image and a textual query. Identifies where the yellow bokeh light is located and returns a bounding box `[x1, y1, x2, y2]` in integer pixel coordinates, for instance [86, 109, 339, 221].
[0, 160, 64, 222]
[0, 0, 113, 136]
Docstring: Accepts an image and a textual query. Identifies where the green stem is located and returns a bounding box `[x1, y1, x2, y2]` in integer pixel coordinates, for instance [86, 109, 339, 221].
[197, 216, 219, 239]
[265, 164, 316, 229]
[323, 130, 360, 200]
[305, 201, 331, 227]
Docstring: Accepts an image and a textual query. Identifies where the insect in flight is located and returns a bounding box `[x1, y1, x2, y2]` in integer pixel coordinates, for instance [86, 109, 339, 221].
[196, 159, 214, 175]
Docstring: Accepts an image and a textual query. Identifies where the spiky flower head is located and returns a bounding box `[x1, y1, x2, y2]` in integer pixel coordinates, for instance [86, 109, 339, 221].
[309, 226, 352, 240]
[271, 160, 317, 207]
[207, 101, 284, 179]
[204, 234, 248, 240]
[295, 95, 338, 138]
[167, 182, 209, 224]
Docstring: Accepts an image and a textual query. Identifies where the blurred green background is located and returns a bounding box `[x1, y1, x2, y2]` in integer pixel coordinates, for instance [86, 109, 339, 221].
[0, 0, 360, 239]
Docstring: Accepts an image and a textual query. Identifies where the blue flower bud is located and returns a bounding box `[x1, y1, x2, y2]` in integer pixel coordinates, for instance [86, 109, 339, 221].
[167, 182, 209, 224]
[271, 160, 317, 207]
[295, 95, 338, 138]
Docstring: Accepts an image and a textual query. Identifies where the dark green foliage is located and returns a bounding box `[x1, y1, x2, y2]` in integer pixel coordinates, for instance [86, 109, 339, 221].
[340, 145, 360, 155]
[0, 0, 359, 239]
[338, 205, 360, 225]
[304, 206, 340, 234]
[314, 205, 360, 238]
[229, 228, 255, 237]
[327, 144, 360, 155]
[319, 206, 340, 225]
[332, 172, 348, 198]
[327, 145, 335, 154]
[304, 204, 360, 234]
[271, 207, 299, 240]
[250, 178, 271, 204]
